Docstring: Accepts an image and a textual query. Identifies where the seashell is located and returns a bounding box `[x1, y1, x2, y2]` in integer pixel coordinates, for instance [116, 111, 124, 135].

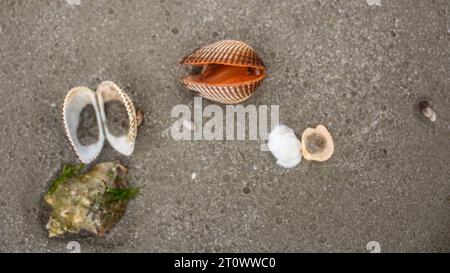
[96, 81, 137, 157]
[63, 81, 137, 164]
[268, 125, 302, 168]
[63, 87, 105, 164]
[417, 100, 437, 122]
[45, 162, 139, 237]
[181, 40, 266, 104]
[135, 108, 145, 128]
[301, 125, 334, 162]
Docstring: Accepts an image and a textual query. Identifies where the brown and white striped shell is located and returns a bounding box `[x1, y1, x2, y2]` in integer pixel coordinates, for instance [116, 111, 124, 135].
[181, 40, 266, 104]
[62, 81, 137, 164]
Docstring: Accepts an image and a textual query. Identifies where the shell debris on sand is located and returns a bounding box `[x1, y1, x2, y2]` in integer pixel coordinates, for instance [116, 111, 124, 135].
[417, 100, 437, 122]
[136, 108, 145, 128]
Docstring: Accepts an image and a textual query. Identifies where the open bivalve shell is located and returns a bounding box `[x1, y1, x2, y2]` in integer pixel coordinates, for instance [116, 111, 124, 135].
[301, 125, 334, 162]
[181, 40, 266, 104]
[63, 81, 137, 164]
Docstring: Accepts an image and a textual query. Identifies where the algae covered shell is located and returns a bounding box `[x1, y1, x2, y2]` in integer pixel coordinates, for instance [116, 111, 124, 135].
[62, 81, 137, 164]
[181, 40, 266, 104]
[45, 162, 139, 238]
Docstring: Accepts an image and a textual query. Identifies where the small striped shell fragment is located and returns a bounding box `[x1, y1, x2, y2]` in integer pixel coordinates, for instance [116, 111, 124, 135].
[181, 40, 266, 104]
[62, 81, 137, 164]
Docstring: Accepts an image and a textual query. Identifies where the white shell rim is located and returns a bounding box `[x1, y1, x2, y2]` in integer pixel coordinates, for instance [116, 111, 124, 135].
[62, 87, 105, 164]
[96, 81, 137, 157]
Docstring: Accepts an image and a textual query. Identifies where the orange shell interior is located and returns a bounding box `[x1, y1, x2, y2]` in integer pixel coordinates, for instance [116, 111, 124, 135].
[184, 63, 266, 86]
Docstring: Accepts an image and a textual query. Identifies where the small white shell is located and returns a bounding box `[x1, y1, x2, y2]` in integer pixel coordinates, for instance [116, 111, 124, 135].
[422, 107, 437, 122]
[63, 87, 105, 164]
[268, 125, 302, 168]
[96, 81, 137, 156]
[63, 81, 137, 164]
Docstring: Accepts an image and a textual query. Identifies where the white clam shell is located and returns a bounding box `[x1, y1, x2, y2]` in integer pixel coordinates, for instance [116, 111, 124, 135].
[63, 81, 137, 164]
[268, 125, 302, 168]
[96, 81, 137, 156]
[63, 87, 105, 164]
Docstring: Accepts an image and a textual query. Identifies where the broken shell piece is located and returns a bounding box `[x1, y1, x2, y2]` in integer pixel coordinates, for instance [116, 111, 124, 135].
[63, 87, 105, 164]
[301, 125, 334, 162]
[268, 125, 302, 168]
[63, 81, 137, 164]
[136, 108, 145, 128]
[181, 40, 266, 104]
[423, 107, 437, 122]
[97, 81, 137, 157]
[417, 100, 437, 122]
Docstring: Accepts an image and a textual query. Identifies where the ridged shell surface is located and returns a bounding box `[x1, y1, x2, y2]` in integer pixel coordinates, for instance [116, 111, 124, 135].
[181, 40, 266, 104]
[183, 78, 264, 104]
[181, 40, 265, 69]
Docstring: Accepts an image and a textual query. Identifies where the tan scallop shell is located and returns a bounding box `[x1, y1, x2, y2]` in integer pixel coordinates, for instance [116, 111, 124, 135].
[301, 125, 335, 162]
[62, 81, 137, 164]
[181, 40, 266, 104]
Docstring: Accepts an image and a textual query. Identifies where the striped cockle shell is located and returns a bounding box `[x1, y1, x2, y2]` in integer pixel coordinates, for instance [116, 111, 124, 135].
[62, 81, 137, 164]
[181, 40, 266, 104]
[181, 40, 265, 69]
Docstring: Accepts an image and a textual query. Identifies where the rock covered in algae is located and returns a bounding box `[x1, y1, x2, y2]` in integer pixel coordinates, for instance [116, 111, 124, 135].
[45, 162, 139, 238]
